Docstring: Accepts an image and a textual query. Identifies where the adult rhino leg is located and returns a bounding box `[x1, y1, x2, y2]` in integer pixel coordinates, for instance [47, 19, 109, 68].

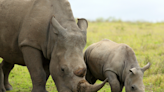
[0, 63, 6, 92]
[104, 71, 121, 92]
[21, 47, 47, 92]
[120, 82, 124, 91]
[1, 60, 14, 91]
[42, 60, 50, 81]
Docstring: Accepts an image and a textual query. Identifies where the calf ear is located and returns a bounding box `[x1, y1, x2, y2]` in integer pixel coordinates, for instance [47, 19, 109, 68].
[77, 18, 88, 32]
[129, 68, 137, 75]
[141, 62, 151, 73]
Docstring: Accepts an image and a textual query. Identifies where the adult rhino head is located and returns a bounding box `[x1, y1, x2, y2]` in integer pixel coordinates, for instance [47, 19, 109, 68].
[125, 63, 150, 92]
[49, 17, 107, 92]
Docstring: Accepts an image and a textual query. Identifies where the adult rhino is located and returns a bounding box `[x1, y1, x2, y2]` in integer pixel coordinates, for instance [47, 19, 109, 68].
[84, 39, 150, 92]
[0, 0, 107, 92]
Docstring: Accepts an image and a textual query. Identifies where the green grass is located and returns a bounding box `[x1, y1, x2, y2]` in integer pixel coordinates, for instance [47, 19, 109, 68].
[1, 21, 164, 92]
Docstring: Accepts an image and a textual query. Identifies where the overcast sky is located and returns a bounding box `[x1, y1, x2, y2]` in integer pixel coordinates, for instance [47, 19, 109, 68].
[69, 0, 164, 22]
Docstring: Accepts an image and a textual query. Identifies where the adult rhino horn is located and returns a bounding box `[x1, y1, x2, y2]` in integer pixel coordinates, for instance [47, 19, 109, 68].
[78, 78, 108, 92]
[51, 16, 67, 36]
[141, 62, 151, 72]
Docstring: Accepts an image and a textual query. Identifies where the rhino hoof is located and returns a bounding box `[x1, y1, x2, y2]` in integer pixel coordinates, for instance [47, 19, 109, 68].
[1, 88, 6, 92]
[6, 87, 12, 91]
[5, 84, 12, 91]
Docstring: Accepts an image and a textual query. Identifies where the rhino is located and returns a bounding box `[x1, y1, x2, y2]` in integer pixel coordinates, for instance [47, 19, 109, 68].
[0, 0, 107, 92]
[84, 39, 150, 92]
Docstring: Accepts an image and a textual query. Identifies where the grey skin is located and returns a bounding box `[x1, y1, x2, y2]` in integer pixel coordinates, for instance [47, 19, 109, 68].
[84, 39, 151, 92]
[0, 0, 107, 92]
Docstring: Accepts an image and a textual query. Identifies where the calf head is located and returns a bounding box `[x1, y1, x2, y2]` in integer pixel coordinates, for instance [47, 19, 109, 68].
[49, 17, 107, 92]
[125, 63, 150, 92]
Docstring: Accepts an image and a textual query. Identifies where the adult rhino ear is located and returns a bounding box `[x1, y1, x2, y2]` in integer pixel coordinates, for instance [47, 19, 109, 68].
[129, 68, 137, 75]
[77, 18, 88, 32]
[51, 16, 67, 36]
[141, 62, 151, 73]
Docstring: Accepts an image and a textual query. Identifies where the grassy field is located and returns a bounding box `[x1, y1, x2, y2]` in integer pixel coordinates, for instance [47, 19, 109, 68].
[0, 21, 164, 92]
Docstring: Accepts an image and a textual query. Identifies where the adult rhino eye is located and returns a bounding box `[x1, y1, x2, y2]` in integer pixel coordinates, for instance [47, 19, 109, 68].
[60, 65, 68, 74]
[131, 85, 136, 90]
[132, 86, 134, 90]
[61, 68, 65, 72]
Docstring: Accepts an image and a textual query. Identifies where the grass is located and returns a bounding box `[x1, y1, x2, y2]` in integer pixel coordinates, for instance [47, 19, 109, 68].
[0, 21, 164, 92]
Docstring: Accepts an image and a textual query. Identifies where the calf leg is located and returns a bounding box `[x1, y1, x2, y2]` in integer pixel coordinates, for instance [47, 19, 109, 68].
[0, 63, 6, 92]
[21, 47, 47, 92]
[105, 71, 121, 92]
[85, 68, 97, 84]
[1, 60, 14, 91]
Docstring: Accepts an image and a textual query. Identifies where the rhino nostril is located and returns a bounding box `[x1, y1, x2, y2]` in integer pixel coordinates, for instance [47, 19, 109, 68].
[74, 68, 86, 77]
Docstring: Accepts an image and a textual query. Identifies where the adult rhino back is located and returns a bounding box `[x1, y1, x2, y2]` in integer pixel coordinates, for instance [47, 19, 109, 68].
[0, 0, 107, 92]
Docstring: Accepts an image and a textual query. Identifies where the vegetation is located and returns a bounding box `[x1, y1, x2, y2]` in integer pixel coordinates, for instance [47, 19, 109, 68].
[0, 20, 164, 92]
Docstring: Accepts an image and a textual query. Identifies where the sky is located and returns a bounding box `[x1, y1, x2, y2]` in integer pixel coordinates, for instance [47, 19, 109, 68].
[69, 0, 164, 22]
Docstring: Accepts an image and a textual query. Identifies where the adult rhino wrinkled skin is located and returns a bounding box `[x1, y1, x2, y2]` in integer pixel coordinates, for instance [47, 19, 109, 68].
[84, 39, 151, 92]
[0, 0, 107, 92]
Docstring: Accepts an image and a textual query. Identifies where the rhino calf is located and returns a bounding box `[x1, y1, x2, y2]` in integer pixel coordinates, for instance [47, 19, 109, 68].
[84, 39, 150, 92]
